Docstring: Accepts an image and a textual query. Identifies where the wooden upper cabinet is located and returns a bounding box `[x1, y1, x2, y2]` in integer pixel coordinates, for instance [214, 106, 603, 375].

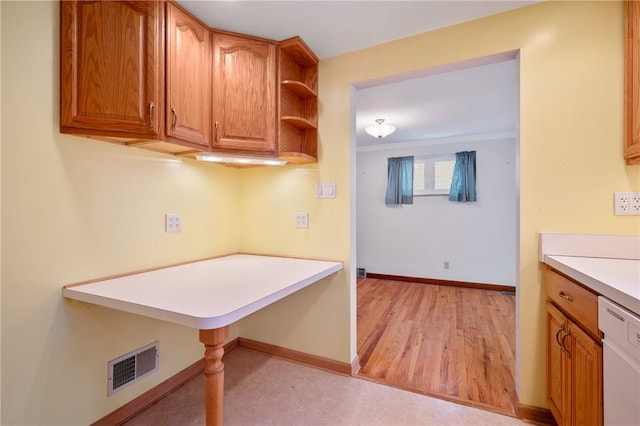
[212, 32, 277, 153]
[166, 3, 211, 148]
[60, 1, 164, 139]
[625, 0, 640, 164]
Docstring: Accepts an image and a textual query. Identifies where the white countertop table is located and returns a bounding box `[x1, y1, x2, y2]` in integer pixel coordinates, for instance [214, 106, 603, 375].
[539, 233, 640, 316]
[63, 253, 343, 329]
[63, 253, 344, 426]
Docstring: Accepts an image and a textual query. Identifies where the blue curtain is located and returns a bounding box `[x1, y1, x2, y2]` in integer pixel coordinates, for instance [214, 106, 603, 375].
[449, 151, 477, 202]
[385, 156, 414, 205]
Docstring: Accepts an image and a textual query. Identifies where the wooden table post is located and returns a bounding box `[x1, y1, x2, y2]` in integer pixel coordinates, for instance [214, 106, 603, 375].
[199, 326, 230, 426]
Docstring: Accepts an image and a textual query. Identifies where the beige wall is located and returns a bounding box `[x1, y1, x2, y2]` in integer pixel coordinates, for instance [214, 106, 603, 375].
[237, 165, 353, 362]
[0, 0, 3, 419]
[2, 0, 640, 424]
[1, 2, 242, 424]
[309, 0, 637, 408]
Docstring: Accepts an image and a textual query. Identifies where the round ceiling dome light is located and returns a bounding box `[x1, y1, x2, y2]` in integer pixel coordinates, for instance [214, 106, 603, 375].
[365, 118, 396, 138]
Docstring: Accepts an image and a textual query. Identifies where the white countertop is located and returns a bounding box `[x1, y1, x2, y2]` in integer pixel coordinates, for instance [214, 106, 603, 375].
[540, 233, 640, 316]
[63, 254, 343, 329]
[544, 255, 640, 315]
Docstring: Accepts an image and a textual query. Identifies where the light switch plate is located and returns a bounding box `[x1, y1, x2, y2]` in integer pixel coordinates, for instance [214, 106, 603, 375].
[316, 182, 336, 198]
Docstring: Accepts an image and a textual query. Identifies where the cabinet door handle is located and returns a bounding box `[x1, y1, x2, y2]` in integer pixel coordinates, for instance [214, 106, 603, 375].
[171, 107, 177, 132]
[215, 121, 219, 143]
[555, 323, 565, 348]
[561, 329, 572, 358]
[148, 102, 154, 128]
[558, 291, 573, 302]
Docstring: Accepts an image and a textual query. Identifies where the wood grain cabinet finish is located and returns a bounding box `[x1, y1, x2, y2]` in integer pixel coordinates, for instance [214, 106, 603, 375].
[166, 3, 211, 148]
[626, 0, 640, 164]
[546, 269, 599, 338]
[545, 270, 602, 426]
[547, 302, 570, 426]
[60, 1, 319, 163]
[60, 0, 164, 139]
[278, 37, 319, 164]
[211, 32, 277, 153]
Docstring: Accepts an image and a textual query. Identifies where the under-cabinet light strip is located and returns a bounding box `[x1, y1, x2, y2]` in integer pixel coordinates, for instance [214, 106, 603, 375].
[195, 153, 287, 166]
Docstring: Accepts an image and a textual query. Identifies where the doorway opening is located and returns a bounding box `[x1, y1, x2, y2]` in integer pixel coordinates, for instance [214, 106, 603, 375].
[353, 52, 520, 416]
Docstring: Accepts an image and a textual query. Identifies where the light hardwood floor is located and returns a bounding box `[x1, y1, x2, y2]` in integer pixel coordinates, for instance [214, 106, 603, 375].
[357, 277, 517, 416]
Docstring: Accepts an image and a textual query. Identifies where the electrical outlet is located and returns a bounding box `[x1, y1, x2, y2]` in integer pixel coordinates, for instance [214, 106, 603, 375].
[295, 212, 309, 228]
[165, 214, 182, 232]
[444, 261, 450, 270]
[614, 192, 630, 215]
[630, 192, 640, 215]
[615, 192, 640, 215]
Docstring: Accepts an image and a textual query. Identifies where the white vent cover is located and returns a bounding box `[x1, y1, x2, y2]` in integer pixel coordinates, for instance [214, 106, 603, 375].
[108, 341, 159, 395]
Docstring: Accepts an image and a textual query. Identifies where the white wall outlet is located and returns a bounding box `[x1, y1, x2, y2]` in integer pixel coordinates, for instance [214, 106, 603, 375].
[316, 182, 336, 198]
[614, 192, 640, 215]
[630, 192, 640, 215]
[614, 192, 630, 215]
[165, 214, 182, 232]
[295, 212, 309, 228]
[444, 261, 450, 270]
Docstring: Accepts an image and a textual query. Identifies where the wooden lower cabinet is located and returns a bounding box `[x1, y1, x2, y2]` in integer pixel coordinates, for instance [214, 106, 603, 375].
[546, 301, 602, 426]
[547, 302, 569, 425]
[570, 321, 602, 425]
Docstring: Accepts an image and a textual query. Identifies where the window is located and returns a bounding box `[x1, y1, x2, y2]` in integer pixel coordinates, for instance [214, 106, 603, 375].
[413, 154, 456, 196]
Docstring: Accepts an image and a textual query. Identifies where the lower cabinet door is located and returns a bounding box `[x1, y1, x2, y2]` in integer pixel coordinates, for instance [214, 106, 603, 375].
[569, 321, 602, 426]
[547, 302, 571, 426]
[547, 301, 603, 426]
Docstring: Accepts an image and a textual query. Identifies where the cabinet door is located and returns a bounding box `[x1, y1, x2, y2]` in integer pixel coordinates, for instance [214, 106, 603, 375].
[547, 302, 571, 426]
[625, 0, 640, 164]
[166, 3, 211, 147]
[569, 321, 602, 426]
[212, 33, 277, 152]
[60, 1, 163, 138]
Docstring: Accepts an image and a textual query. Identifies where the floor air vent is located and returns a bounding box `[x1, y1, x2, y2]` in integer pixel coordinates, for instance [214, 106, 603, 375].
[357, 268, 367, 278]
[108, 341, 159, 395]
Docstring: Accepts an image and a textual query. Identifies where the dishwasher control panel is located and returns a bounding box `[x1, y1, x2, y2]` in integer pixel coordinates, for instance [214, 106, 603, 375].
[599, 296, 640, 364]
[630, 323, 640, 349]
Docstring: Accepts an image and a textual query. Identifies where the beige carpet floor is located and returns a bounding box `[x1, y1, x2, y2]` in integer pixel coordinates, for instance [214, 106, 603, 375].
[124, 348, 526, 426]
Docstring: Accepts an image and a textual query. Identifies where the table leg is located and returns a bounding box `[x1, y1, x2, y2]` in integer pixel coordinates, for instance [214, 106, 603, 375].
[199, 326, 230, 426]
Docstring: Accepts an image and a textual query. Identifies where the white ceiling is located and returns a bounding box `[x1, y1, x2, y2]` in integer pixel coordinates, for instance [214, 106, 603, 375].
[355, 55, 518, 147]
[176, 1, 529, 147]
[177, 1, 537, 59]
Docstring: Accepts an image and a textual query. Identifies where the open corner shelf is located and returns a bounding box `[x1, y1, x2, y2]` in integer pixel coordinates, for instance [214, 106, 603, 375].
[281, 116, 316, 130]
[281, 80, 317, 98]
[278, 36, 319, 164]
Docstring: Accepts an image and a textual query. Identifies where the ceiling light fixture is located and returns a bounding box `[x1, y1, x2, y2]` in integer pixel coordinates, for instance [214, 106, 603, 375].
[365, 118, 396, 139]
[196, 153, 287, 166]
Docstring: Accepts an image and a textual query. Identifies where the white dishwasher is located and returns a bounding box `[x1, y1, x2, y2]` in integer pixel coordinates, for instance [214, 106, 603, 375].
[598, 296, 640, 426]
